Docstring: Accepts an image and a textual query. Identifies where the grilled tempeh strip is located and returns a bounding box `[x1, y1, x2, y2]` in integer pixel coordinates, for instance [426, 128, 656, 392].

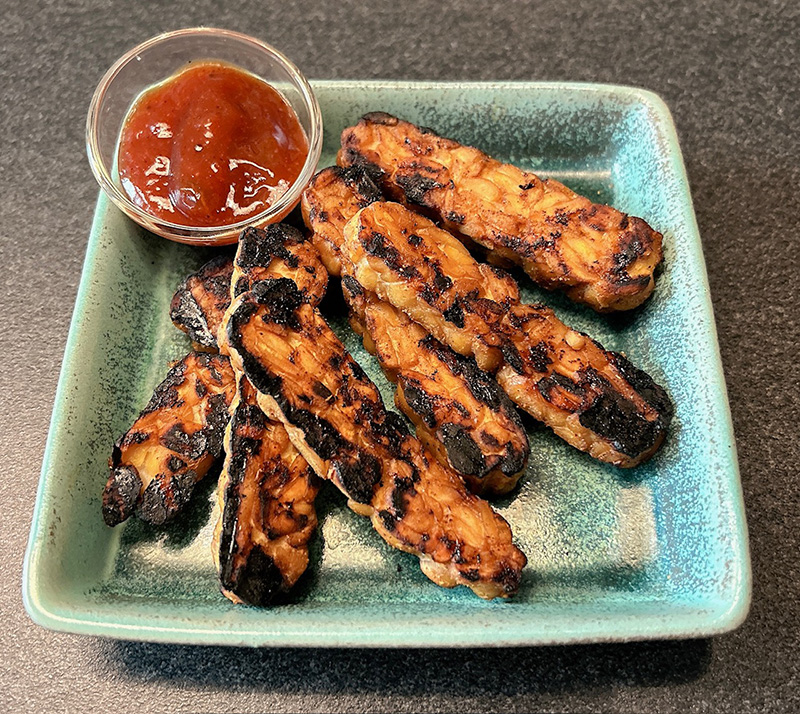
[302, 167, 530, 493]
[223, 278, 526, 599]
[211, 223, 328, 603]
[301, 165, 384, 276]
[495, 303, 672, 466]
[343, 202, 672, 467]
[170, 254, 234, 350]
[212, 375, 320, 606]
[338, 112, 663, 312]
[343, 275, 528, 495]
[232, 224, 328, 305]
[102, 352, 236, 526]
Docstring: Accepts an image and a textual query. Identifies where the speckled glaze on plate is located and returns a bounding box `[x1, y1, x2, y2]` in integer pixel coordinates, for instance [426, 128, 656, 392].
[23, 81, 750, 647]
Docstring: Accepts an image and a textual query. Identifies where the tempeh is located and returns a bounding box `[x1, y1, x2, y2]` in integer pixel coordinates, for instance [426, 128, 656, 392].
[339, 112, 663, 312]
[223, 278, 526, 599]
[231, 224, 328, 305]
[343, 201, 672, 467]
[102, 352, 236, 526]
[343, 276, 528, 495]
[342, 200, 518, 372]
[212, 375, 320, 606]
[302, 167, 529, 493]
[211, 224, 327, 603]
[170, 254, 234, 350]
[301, 165, 383, 276]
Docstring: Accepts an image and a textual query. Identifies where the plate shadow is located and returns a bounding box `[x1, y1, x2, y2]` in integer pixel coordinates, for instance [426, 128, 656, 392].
[101, 637, 711, 697]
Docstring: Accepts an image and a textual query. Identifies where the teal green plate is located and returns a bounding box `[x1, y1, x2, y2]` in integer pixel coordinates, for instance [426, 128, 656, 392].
[23, 81, 750, 647]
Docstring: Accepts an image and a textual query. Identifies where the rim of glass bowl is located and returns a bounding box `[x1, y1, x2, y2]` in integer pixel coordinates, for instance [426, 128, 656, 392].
[85, 27, 323, 241]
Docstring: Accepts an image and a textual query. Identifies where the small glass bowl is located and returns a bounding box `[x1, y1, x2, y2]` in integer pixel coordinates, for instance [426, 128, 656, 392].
[86, 28, 322, 245]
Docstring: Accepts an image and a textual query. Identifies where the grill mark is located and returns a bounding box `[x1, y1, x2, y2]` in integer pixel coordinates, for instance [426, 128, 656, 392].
[578, 392, 662, 457]
[395, 173, 444, 206]
[443, 300, 464, 328]
[438, 423, 486, 477]
[237, 225, 304, 270]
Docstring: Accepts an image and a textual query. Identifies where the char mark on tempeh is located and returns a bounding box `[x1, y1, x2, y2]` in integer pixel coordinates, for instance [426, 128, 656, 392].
[232, 224, 329, 306]
[301, 165, 384, 276]
[212, 375, 320, 607]
[343, 277, 529, 495]
[170, 254, 234, 350]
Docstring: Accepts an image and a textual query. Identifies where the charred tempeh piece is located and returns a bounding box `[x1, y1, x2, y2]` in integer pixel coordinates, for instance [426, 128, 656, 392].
[223, 278, 526, 599]
[102, 352, 236, 526]
[343, 202, 672, 467]
[212, 376, 320, 606]
[210, 225, 327, 605]
[339, 112, 663, 312]
[342, 201, 518, 372]
[232, 224, 328, 305]
[495, 303, 672, 466]
[301, 165, 384, 276]
[343, 276, 528, 495]
[170, 254, 234, 350]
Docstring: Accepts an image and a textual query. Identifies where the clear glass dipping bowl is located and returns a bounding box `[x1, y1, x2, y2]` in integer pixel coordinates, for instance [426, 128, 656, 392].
[86, 28, 322, 245]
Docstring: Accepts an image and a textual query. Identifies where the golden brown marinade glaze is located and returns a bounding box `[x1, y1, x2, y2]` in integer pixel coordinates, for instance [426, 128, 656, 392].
[102, 352, 236, 526]
[338, 112, 663, 312]
[342, 202, 672, 467]
[343, 201, 519, 372]
[301, 165, 384, 276]
[302, 166, 530, 493]
[223, 278, 526, 599]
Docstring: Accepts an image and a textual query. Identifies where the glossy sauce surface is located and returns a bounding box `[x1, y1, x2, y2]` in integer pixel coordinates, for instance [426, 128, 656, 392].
[118, 61, 308, 228]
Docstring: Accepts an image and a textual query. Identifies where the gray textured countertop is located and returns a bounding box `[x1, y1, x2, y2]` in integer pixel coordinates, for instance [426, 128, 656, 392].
[2, 1, 798, 712]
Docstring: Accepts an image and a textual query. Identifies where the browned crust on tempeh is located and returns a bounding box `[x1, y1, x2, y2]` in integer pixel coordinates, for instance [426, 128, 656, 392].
[212, 376, 319, 606]
[301, 165, 384, 276]
[302, 167, 529, 493]
[495, 303, 672, 466]
[169, 224, 328, 355]
[102, 352, 236, 526]
[223, 278, 526, 599]
[343, 201, 518, 372]
[232, 224, 328, 305]
[343, 202, 672, 467]
[170, 254, 234, 350]
[338, 112, 663, 312]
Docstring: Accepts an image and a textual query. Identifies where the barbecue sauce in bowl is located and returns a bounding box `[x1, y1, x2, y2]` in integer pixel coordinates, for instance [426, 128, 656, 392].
[117, 61, 309, 228]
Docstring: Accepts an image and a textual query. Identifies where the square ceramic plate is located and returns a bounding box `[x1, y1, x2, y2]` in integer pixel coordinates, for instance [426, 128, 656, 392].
[23, 81, 750, 647]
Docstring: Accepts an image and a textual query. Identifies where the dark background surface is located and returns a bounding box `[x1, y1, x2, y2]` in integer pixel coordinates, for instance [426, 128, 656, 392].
[2, 1, 798, 712]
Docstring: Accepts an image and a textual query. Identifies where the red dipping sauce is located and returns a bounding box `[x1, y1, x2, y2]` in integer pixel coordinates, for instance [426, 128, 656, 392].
[117, 61, 309, 228]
